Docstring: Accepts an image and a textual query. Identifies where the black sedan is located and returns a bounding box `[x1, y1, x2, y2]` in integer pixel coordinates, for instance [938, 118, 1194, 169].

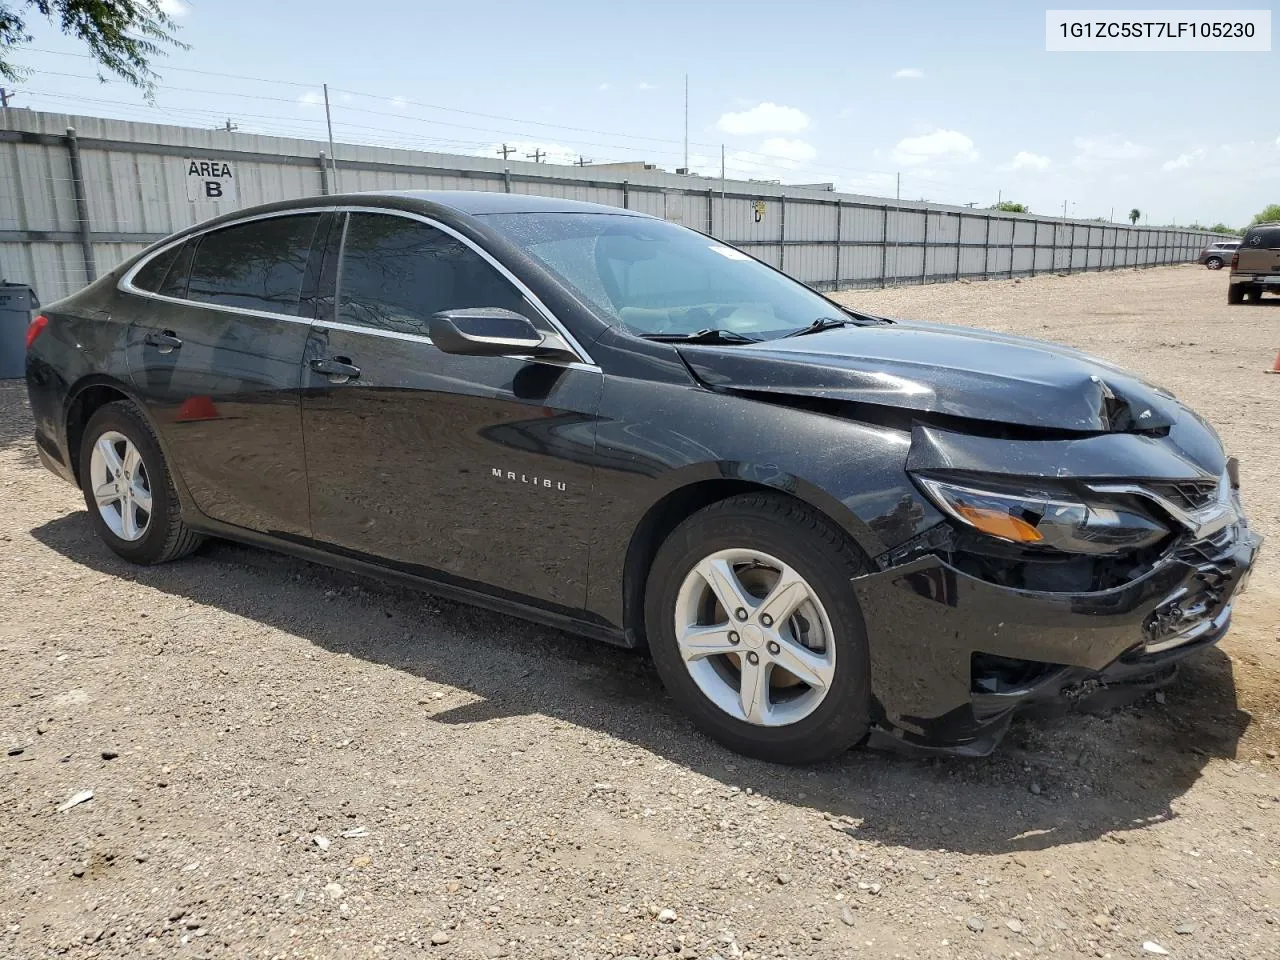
[24, 191, 1261, 762]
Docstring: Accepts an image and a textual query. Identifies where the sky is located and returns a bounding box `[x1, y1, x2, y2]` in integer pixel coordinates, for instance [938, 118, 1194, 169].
[5, 0, 1278, 227]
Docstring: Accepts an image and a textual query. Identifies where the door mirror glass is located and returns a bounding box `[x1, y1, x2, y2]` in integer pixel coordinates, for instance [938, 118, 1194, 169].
[429, 307, 555, 357]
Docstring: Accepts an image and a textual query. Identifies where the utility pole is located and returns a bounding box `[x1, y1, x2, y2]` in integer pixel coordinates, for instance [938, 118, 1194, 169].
[322, 83, 339, 192]
[683, 73, 689, 173]
[574, 155, 592, 166]
[997, 189, 1002, 206]
[0, 88, 10, 108]
[895, 172, 900, 200]
[497, 143, 515, 160]
[221, 119, 238, 133]
[526, 148, 546, 163]
[720, 144, 726, 237]
[1109, 207, 1114, 222]
[1062, 199, 1068, 218]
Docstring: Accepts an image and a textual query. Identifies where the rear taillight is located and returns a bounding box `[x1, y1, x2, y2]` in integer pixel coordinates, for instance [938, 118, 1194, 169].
[1231, 252, 1240, 269]
[25, 314, 49, 350]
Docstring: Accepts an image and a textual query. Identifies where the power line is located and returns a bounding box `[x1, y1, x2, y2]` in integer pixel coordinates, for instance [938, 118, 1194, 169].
[10, 64, 957, 193]
[14, 52, 943, 180]
[23, 46, 322, 87]
[21, 87, 952, 198]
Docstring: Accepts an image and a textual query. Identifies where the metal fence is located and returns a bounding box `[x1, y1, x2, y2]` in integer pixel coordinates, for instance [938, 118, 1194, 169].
[1, 108, 1230, 304]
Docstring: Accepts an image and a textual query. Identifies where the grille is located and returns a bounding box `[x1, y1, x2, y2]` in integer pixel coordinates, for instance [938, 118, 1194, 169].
[1144, 528, 1241, 652]
[1146, 478, 1219, 511]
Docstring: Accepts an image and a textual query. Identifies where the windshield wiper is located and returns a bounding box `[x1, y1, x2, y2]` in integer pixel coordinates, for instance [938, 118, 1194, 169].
[640, 328, 762, 345]
[784, 316, 854, 338]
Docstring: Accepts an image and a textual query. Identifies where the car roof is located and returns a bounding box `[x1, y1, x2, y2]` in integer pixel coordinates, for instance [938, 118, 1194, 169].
[151, 190, 652, 255]
[337, 189, 643, 217]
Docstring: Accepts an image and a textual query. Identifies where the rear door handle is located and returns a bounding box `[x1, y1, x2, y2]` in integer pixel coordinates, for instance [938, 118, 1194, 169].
[310, 356, 361, 384]
[144, 330, 182, 354]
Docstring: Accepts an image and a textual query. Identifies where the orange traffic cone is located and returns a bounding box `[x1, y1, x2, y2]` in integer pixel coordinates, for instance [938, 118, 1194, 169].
[1269, 351, 1280, 375]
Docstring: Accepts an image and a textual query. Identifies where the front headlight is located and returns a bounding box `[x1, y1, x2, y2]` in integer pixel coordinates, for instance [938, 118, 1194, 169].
[915, 477, 1169, 556]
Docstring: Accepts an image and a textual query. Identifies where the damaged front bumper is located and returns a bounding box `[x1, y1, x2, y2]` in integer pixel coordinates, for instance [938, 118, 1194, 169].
[851, 520, 1262, 756]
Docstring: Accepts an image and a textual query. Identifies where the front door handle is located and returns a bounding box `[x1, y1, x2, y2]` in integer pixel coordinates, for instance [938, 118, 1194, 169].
[310, 356, 361, 384]
[145, 330, 183, 354]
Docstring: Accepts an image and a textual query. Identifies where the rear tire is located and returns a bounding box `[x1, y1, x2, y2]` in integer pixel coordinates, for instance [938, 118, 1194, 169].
[79, 400, 203, 565]
[1205, 257, 1223, 270]
[644, 493, 872, 764]
[1228, 285, 1245, 305]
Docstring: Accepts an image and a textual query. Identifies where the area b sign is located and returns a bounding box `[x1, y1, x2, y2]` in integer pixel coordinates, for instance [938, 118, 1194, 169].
[184, 158, 237, 202]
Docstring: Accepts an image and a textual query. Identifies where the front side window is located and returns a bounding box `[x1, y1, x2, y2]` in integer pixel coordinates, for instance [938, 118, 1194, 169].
[480, 212, 843, 340]
[337, 213, 526, 336]
[186, 214, 321, 315]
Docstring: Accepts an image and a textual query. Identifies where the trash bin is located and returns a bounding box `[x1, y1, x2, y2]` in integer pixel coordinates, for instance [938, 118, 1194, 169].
[0, 283, 39, 379]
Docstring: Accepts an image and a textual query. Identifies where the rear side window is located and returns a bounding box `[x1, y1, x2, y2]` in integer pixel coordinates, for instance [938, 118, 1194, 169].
[132, 243, 183, 292]
[186, 214, 322, 315]
[337, 213, 525, 335]
[158, 239, 196, 299]
[1243, 227, 1280, 250]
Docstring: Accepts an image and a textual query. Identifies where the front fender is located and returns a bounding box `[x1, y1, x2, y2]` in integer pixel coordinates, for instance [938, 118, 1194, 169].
[583, 374, 947, 630]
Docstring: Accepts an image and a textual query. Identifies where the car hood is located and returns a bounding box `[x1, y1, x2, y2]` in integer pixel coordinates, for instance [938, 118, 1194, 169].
[677, 320, 1183, 433]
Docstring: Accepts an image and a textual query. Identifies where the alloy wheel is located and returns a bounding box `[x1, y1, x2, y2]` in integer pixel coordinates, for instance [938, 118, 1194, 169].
[673, 548, 836, 727]
[88, 430, 153, 542]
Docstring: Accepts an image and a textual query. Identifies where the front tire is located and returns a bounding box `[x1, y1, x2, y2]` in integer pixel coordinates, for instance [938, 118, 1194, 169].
[644, 493, 872, 764]
[79, 400, 203, 565]
[1205, 257, 1224, 270]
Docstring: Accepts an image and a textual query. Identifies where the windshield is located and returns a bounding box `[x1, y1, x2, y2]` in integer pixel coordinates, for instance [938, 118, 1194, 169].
[481, 212, 847, 340]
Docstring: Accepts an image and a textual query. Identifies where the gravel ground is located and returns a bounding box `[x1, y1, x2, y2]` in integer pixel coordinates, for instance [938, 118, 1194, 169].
[1, 264, 1277, 960]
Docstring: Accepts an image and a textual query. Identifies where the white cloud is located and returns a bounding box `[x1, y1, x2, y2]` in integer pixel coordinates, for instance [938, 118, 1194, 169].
[837, 172, 899, 196]
[1073, 135, 1151, 165]
[890, 129, 978, 166]
[637, 82, 656, 91]
[893, 68, 925, 80]
[998, 150, 1051, 172]
[758, 138, 817, 163]
[298, 89, 351, 108]
[158, 0, 189, 17]
[598, 82, 610, 92]
[1162, 147, 1207, 171]
[388, 96, 408, 109]
[716, 102, 810, 136]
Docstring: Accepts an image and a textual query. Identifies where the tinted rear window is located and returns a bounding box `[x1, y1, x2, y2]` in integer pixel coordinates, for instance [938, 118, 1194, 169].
[186, 214, 322, 315]
[1243, 227, 1280, 250]
[132, 244, 183, 293]
[158, 239, 196, 299]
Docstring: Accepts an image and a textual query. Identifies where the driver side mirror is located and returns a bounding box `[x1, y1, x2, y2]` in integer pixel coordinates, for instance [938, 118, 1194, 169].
[428, 307, 575, 360]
